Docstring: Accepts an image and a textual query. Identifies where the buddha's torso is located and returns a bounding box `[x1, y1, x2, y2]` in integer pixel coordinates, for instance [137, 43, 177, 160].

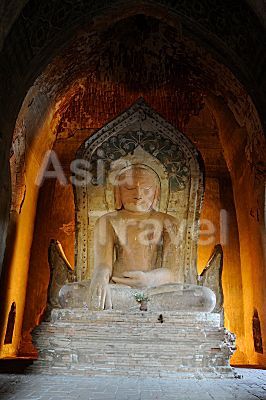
[106, 210, 171, 277]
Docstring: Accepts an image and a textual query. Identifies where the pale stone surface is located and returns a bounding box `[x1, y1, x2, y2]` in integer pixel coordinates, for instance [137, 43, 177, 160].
[0, 369, 266, 400]
[59, 283, 216, 313]
[58, 162, 216, 313]
[48, 240, 75, 308]
[31, 309, 235, 378]
[88, 164, 199, 311]
[198, 244, 223, 313]
[75, 100, 204, 283]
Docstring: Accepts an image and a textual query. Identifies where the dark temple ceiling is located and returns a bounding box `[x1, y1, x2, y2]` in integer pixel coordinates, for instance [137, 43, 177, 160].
[0, 0, 265, 135]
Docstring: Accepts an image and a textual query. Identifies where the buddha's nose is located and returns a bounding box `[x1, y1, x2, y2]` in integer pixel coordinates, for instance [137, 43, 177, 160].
[135, 186, 142, 197]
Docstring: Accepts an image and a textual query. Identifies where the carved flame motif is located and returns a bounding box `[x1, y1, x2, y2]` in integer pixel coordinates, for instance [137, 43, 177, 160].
[89, 129, 190, 191]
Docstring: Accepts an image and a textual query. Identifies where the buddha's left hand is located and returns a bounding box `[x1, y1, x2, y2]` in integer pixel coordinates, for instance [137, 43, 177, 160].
[112, 271, 153, 288]
[112, 268, 175, 288]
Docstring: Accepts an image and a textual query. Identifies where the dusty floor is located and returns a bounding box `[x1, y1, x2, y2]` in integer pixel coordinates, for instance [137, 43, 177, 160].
[0, 368, 265, 400]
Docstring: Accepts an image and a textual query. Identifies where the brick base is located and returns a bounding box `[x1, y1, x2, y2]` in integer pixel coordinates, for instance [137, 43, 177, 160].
[30, 309, 237, 378]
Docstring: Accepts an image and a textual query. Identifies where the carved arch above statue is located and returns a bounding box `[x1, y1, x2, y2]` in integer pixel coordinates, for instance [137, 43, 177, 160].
[74, 98, 205, 283]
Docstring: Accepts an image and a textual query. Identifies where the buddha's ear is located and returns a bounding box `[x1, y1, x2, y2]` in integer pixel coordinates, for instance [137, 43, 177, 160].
[152, 185, 160, 211]
[114, 185, 122, 210]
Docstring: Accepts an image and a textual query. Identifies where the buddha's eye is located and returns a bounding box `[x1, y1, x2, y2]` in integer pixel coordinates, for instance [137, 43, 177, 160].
[124, 185, 152, 191]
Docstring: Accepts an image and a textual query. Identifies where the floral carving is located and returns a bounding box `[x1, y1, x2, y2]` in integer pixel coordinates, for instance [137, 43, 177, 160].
[89, 129, 190, 191]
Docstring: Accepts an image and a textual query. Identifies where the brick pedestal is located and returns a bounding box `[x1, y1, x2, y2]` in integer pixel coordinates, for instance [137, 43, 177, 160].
[30, 309, 237, 378]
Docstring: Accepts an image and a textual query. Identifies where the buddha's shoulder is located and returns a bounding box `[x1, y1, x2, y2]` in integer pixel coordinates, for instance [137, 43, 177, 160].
[152, 211, 178, 224]
[95, 211, 122, 225]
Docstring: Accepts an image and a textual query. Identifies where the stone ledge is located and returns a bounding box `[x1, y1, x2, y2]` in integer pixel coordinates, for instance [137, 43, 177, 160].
[31, 309, 236, 379]
[50, 308, 221, 325]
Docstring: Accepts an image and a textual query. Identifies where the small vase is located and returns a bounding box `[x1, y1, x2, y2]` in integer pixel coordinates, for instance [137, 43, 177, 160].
[140, 301, 148, 311]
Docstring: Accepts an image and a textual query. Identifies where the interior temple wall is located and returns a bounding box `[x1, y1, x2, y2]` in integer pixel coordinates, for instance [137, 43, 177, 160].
[0, 92, 59, 357]
[1, 92, 264, 366]
[1, 79, 264, 366]
[198, 177, 246, 364]
[207, 95, 266, 366]
[0, 4, 264, 367]
[13, 93, 246, 364]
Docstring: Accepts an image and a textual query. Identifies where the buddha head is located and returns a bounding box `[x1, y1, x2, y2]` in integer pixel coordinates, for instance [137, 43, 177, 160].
[114, 165, 160, 212]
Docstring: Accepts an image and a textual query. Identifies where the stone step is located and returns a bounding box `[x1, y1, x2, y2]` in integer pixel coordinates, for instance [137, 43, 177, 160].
[34, 337, 226, 350]
[50, 309, 221, 326]
[36, 355, 229, 368]
[34, 321, 224, 332]
[30, 309, 235, 378]
[34, 328, 225, 339]
[35, 339, 226, 351]
[35, 341, 225, 350]
[28, 361, 236, 379]
[35, 332, 225, 342]
[36, 345, 227, 357]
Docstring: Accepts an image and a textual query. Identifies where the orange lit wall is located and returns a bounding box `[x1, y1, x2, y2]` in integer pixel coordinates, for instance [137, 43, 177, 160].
[0, 124, 54, 357]
[0, 96, 57, 357]
[1, 70, 265, 368]
[14, 88, 247, 365]
[198, 177, 246, 363]
[0, 8, 265, 372]
[207, 94, 266, 366]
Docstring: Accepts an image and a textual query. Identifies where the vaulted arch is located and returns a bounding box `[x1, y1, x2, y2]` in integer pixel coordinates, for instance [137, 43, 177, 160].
[0, 2, 265, 368]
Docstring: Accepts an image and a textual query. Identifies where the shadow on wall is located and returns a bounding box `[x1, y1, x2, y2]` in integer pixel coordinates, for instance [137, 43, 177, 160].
[0, 212, 19, 353]
[4, 302, 16, 344]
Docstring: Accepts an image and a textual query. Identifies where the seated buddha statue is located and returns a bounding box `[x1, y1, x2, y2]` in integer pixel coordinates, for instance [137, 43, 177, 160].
[58, 164, 216, 312]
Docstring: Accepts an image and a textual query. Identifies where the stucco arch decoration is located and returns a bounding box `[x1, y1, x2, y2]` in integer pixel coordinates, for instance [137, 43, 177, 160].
[8, 10, 265, 224]
[75, 99, 204, 283]
[0, 0, 264, 277]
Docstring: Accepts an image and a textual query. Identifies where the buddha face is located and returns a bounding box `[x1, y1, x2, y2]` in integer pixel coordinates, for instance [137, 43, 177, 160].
[117, 167, 159, 212]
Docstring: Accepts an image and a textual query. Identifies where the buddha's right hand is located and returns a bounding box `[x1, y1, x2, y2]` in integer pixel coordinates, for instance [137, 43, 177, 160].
[88, 271, 112, 310]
